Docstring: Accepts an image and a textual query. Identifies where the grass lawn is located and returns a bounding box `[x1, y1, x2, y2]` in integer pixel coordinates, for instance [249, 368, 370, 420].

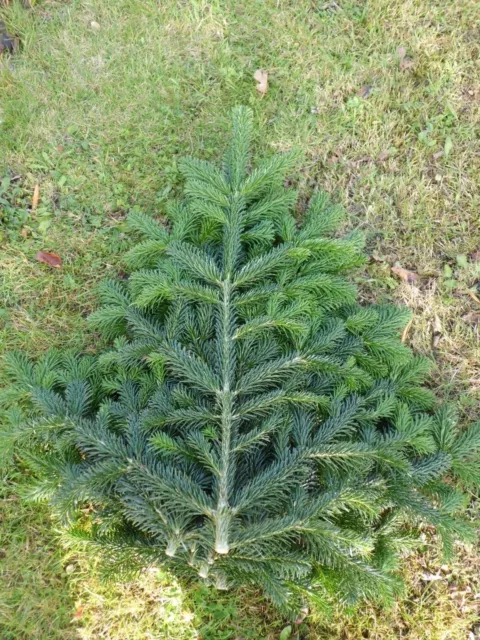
[1, 0, 480, 637]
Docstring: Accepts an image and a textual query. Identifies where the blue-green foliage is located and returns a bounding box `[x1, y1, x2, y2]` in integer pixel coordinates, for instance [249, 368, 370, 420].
[2, 108, 480, 613]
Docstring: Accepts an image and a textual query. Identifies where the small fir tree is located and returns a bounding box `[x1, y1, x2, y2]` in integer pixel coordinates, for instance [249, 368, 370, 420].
[2, 107, 480, 613]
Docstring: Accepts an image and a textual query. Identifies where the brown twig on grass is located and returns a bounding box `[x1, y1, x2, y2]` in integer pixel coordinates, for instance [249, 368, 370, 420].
[467, 290, 480, 307]
[402, 317, 413, 343]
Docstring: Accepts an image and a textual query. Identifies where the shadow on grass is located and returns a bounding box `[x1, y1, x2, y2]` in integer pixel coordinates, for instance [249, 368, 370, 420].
[0, 470, 286, 640]
[2, 470, 479, 639]
[0, 470, 78, 640]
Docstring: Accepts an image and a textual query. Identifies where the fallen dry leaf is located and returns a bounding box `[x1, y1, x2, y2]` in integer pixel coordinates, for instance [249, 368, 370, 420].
[468, 290, 480, 306]
[470, 250, 480, 263]
[253, 69, 268, 96]
[328, 148, 343, 164]
[397, 46, 414, 71]
[357, 85, 372, 98]
[463, 312, 480, 325]
[0, 19, 19, 54]
[31, 184, 40, 212]
[35, 250, 62, 269]
[400, 58, 414, 71]
[72, 606, 84, 621]
[391, 265, 419, 284]
[350, 155, 372, 167]
[432, 314, 442, 348]
[295, 607, 309, 625]
[421, 572, 443, 582]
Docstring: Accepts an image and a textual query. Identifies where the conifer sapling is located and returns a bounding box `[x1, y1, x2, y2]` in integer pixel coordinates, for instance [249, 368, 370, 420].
[2, 107, 480, 613]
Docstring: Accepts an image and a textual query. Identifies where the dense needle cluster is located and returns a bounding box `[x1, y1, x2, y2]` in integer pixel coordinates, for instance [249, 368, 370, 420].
[3, 107, 480, 612]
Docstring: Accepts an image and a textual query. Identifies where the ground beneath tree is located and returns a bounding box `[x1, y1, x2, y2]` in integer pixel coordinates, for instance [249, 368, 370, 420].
[1, 0, 479, 638]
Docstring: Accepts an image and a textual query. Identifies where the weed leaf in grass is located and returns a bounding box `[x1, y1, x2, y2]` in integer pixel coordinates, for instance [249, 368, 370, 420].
[279, 626, 292, 639]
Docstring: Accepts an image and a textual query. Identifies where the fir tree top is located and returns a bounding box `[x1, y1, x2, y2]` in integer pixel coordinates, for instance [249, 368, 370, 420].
[2, 107, 480, 613]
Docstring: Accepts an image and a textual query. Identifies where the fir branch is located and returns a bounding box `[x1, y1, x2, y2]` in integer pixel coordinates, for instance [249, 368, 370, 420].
[7, 106, 479, 613]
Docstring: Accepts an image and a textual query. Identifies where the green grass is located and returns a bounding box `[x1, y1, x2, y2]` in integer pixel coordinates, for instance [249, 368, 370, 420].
[0, 471, 77, 640]
[1, 0, 480, 637]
